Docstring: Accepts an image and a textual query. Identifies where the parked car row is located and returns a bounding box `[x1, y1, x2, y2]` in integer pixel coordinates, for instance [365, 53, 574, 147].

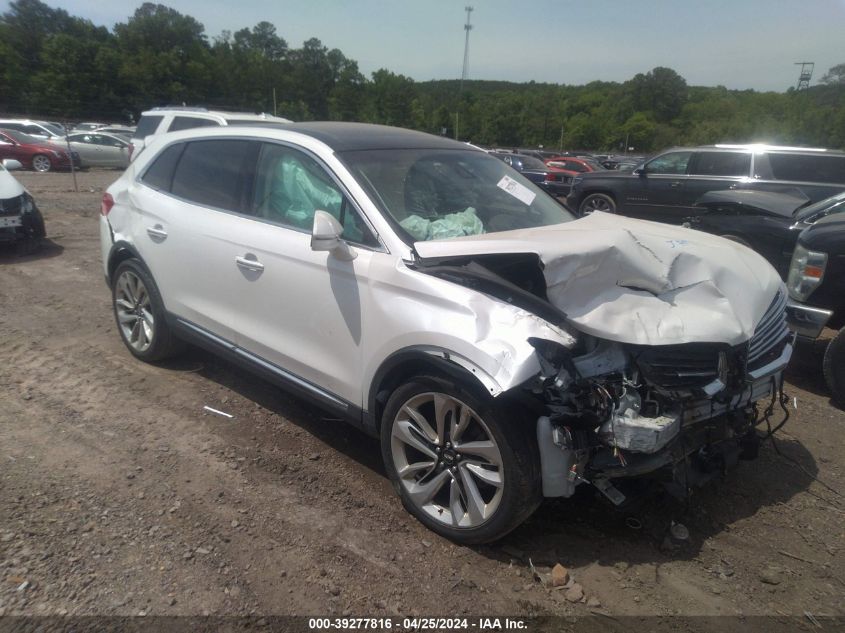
[0, 129, 81, 172]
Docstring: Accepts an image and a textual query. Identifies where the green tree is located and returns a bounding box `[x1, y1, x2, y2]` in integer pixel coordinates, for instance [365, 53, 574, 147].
[820, 63, 845, 86]
[627, 67, 688, 123]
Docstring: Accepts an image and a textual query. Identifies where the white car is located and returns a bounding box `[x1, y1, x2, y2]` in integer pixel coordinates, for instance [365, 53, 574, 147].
[100, 123, 798, 543]
[0, 159, 46, 253]
[129, 107, 291, 161]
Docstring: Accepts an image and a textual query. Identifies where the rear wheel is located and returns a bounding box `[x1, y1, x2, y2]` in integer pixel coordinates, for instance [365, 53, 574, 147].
[112, 259, 183, 362]
[380, 375, 541, 544]
[823, 326, 845, 408]
[31, 154, 52, 172]
[579, 193, 616, 214]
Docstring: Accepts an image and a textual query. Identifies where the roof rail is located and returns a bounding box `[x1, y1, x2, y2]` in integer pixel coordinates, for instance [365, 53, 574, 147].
[149, 106, 209, 112]
[711, 143, 829, 152]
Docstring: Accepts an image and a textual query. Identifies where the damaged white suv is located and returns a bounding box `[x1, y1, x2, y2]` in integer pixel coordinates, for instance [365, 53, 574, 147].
[100, 123, 797, 543]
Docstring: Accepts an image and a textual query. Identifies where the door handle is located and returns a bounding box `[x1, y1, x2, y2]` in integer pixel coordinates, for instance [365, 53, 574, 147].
[669, 181, 683, 188]
[146, 224, 167, 239]
[235, 254, 264, 272]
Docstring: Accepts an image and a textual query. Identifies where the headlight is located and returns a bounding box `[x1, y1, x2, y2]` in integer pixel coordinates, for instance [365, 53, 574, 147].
[21, 194, 34, 213]
[787, 243, 827, 302]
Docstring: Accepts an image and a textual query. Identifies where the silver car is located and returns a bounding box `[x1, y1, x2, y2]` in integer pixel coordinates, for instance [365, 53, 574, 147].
[63, 132, 130, 168]
[100, 123, 800, 544]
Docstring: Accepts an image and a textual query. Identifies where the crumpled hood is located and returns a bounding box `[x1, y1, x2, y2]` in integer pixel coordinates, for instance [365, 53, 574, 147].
[414, 212, 783, 346]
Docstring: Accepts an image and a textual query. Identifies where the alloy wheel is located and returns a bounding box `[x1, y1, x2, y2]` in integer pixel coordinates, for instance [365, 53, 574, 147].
[114, 270, 155, 353]
[32, 155, 52, 172]
[582, 195, 613, 213]
[390, 392, 504, 529]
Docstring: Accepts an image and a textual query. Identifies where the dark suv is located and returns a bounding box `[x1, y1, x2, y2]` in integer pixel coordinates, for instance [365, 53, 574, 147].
[567, 144, 845, 219]
[785, 213, 845, 406]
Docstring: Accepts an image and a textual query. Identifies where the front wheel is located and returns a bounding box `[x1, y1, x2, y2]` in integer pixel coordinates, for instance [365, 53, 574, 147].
[380, 376, 541, 544]
[824, 327, 845, 408]
[31, 154, 52, 172]
[579, 192, 616, 215]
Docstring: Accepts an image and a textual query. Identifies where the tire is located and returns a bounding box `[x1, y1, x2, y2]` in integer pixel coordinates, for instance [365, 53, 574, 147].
[823, 326, 845, 408]
[579, 192, 616, 215]
[31, 154, 52, 172]
[380, 375, 541, 544]
[111, 259, 184, 362]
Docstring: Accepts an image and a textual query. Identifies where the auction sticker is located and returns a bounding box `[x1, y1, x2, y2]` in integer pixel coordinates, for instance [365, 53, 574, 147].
[497, 175, 536, 206]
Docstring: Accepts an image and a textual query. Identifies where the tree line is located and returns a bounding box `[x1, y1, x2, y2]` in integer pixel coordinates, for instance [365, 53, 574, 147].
[2, 0, 844, 152]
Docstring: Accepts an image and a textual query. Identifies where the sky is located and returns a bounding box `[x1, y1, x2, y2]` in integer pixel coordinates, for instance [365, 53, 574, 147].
[5, 0, 845, 92]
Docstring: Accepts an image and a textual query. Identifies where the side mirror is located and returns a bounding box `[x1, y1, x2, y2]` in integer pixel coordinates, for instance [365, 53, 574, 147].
[2, 159, 22, 171]
[634, 167, 647, 177]
[311, 210, 357, 261]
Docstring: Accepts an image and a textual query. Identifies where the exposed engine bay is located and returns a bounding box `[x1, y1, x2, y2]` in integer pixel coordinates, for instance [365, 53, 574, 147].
[411, 245, 794, 506]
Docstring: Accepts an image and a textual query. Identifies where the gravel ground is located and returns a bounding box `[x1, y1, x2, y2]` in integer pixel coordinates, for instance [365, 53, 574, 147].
[0, 170, 843, 623]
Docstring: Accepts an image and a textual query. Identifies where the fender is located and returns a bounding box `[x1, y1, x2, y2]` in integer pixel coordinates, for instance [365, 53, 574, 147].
[366, 346, 504, 434]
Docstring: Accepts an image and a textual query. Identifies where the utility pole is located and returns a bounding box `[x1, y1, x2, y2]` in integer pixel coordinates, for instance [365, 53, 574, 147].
[460, 6, 473, 93]
[457, 6, 473, 140]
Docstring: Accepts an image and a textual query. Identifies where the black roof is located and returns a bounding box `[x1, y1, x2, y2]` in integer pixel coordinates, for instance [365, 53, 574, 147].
[235, 121, 466, 152]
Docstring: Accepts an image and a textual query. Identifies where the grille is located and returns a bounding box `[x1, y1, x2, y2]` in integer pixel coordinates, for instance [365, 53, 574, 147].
[746, 289, 790, 371]
[636, 343, 723, 393]
[0, 195, 22, 217]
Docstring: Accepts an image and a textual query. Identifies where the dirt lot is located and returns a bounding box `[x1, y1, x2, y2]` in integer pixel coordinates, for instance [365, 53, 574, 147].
[1, 170, 844, 623]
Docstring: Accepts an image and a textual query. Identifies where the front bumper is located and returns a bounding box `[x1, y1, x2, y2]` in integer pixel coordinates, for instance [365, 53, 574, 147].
[786, 299, 832, 341]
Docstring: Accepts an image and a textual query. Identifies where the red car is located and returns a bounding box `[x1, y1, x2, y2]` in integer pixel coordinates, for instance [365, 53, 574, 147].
[0, 129, 81, 172]
[545, 156, 606, 174]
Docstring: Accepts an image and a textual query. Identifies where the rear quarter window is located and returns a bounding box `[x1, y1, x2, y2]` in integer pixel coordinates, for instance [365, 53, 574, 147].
[168, 117, 220, 132]
[133, 115, 163, 140]
[768, 153, 845, 184]
[140, 143, 185, 192]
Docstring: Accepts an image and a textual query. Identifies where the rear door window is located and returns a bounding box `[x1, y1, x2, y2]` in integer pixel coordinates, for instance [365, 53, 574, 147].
[133, 116, 163, 140]
[691, 152, 751, 177]
[171, 139, 257, 212]
[168, 117, 220, 132]
[768, 153, 845, 184]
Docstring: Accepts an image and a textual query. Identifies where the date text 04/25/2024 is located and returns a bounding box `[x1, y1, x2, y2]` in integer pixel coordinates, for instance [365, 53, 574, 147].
[308, 617, 527, 630]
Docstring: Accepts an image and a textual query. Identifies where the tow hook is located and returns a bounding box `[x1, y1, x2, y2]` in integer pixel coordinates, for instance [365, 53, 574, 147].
[593, 478, 626, 506]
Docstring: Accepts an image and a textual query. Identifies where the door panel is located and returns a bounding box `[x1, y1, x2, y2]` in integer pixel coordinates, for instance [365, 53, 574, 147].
[622, 151, 693, 220]
[227, 221, 374, 405]
[127, 184, 246, 344]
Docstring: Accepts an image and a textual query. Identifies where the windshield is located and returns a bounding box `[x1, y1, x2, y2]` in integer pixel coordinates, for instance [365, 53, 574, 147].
[0, 129, 41, 144]
[581, 158, 606, 171]
[518, 155, 547, 170]
[340, 148, 574, 243]
[796, 192, 845, 222]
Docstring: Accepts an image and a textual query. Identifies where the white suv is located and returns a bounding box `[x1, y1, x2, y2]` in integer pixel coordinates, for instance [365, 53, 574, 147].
[129, 107, 291, 160]
[100, 122, 797, 543]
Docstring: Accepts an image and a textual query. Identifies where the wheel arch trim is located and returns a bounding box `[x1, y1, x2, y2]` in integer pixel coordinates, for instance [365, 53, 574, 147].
[366, 346, 503, 433]
[106, 240, 146, 285]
